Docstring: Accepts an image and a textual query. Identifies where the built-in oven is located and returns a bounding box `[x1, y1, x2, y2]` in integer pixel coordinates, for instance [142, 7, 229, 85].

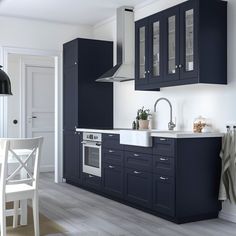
[82, 132, 102, 177]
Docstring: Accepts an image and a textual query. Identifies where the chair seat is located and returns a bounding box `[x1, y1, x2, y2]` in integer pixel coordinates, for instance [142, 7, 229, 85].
[6, 184, 35, 202]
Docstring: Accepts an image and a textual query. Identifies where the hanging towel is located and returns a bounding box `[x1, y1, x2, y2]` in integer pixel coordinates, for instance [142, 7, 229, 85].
[219, 131, 236, 204]
[219, 132, 232, 201]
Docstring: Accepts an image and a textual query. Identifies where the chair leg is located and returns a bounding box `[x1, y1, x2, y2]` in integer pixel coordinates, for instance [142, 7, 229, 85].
[32, 194, 40, 236]
[0, 203, 6, 236]
[20, 200, 27, 225]
[13, 200, 19, 228]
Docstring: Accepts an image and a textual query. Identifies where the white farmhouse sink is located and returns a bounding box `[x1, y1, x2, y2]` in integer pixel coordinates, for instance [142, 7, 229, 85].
[120, 130, 152, 147]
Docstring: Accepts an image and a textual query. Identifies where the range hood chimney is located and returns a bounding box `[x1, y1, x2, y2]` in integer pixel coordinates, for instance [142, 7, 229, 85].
[96, 6, 134, 82]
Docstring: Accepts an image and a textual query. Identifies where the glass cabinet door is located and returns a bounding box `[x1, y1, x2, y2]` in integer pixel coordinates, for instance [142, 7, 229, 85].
[135, 19, 149, 85]
[163, 7, 180, 81]
[180, 1, 198, 80]
[139, 26, 146, 79]
[149, 14, 162, 83]
[185, 9, 194, 72]
[168, 15, 176, 75]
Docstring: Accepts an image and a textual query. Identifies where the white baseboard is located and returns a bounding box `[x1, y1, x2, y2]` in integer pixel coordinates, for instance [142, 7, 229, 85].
[40, 165, 54, 173]
[219, 210, 236, 223]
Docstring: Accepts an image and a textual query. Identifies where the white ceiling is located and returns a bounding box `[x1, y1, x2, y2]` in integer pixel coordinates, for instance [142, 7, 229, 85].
[0, 0, 155, 26]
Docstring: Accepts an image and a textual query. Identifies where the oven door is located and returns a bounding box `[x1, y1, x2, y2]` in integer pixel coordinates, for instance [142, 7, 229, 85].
[82, 141, 101, 177]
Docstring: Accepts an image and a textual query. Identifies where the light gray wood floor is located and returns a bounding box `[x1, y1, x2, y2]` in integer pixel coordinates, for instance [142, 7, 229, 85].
[39, 173, 236, 236]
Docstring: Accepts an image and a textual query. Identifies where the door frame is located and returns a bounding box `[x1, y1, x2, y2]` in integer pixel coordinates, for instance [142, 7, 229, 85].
[1, 46, 63, 183]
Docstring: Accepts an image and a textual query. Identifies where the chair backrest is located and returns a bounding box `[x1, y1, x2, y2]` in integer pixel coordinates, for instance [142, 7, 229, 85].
[0, 137, 43, 194]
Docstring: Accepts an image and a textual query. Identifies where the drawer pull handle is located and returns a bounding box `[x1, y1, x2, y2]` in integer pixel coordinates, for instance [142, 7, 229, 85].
[160, 176, 168, 180]
[160, 158, 168, 161]
[109, 165, 115, 169]
[134, 154, 140, 157]
[109, 150, 114, 153]
[134, 171, 141, 174]
[88, 175, 94, 178]
[108, 134, 114, 137]
[160, 138, 167, 141]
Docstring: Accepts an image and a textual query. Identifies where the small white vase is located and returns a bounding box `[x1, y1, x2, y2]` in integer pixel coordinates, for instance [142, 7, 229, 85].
[139, 120, 149, 130]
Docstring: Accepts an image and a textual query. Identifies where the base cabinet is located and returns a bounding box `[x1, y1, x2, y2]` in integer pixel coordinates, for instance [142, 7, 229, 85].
[66, 133, 222, 224]
[153, 174, 175, 217]
[124, 168, 152, 208]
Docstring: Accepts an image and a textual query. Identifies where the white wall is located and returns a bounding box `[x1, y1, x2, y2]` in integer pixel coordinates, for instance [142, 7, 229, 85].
[0, 16, 92, 50]
[93, 0, 236, 222]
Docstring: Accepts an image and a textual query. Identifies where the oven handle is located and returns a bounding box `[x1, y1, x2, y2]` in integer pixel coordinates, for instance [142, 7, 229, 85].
[81, 141, 102, 147]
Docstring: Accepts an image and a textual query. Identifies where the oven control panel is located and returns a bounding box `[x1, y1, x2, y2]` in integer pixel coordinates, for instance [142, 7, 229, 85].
[83, 132, 102, 142]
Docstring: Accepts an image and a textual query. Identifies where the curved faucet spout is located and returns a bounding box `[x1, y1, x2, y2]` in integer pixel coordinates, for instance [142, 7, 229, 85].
[154, 97, 176, 131]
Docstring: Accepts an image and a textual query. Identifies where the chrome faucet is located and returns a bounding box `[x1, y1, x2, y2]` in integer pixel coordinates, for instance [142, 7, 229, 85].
[154, 97, 176, 131]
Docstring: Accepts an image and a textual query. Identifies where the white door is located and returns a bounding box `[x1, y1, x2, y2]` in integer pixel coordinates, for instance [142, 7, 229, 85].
[26, 66, 55, 172]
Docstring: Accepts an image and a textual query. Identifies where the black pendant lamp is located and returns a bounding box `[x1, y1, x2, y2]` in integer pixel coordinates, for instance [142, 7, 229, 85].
[0, 65, 12, 95]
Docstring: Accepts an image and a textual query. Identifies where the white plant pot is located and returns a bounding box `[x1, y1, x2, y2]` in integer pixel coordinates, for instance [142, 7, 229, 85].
[139, 120, 149, 130]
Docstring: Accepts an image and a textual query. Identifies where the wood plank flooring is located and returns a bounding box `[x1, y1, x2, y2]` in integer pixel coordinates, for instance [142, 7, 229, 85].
[39, 173, 236, 236]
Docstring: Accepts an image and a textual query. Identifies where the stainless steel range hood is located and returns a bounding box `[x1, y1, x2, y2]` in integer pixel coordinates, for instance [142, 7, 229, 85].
[96, 6, 134, 82]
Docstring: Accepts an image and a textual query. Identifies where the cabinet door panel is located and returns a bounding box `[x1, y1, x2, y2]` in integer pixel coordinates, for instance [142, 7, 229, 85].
[103, 163, 124, 198]
[135, 18, 149, 86]
[125, 168, 152, 208]
[163, 6, 180, 82]
[180, 1, 198, 80]
[63, 40, 78, 68]
[63, 131, 81, 182]
[153, 174, 175, 217]
[149, 13, 163, 84]
[63, 66, 78, 130]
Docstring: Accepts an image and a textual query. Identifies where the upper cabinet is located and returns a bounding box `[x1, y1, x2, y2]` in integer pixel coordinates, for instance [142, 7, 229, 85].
[135, 0, 227, 91]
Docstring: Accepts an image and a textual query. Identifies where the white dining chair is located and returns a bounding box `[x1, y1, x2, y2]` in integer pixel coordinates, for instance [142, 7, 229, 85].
[0, 137, 43, 236]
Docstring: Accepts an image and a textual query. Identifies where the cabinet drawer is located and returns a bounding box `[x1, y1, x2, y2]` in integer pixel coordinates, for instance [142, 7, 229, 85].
[124, 145, 152, 154]
[124, 168, 152, 208]
[153, 155, 175, 176]
[103, 149, 123, 166]
[153, 137, 175, 157]
[103, 134, 123, 150]
[82, 173, 101, 191]
[125, 152, 152, 172]
[103, 133, 119, 140]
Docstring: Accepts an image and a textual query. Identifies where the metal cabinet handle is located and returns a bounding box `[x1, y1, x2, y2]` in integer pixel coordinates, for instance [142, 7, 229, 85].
[134, 154, 140, 157]
[81, 141, 86, 144]
[175, 65, 178, 69]
[160, 157, 168, 161]
[109, 150, 114, 153]
[179, 64, 183, 68]
[88, 175, 94, 178]
[109, 165, 115, 169]
[160, 176, 168, 180]
[160, 138, 166, 141]
[108, 134, 114, 137]
[134, 171, 141, 174]
[75, 62, 77, 65]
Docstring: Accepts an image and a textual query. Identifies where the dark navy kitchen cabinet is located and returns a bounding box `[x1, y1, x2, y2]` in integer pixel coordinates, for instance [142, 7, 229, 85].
[153, 174, 175, 217]
[124, 168, 152, 208]
[63, 131, 81, 183]
[135, 0, 227, 90]
[102, 163, 124, 199]
[68, 131, 222, 224]
[63, 38, 113, 183]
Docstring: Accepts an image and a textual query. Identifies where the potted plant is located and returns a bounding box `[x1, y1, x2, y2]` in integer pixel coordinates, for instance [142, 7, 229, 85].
[137, 107, 150, 129]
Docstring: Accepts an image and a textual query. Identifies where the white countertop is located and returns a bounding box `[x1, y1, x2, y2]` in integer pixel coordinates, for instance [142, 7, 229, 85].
[76, 128, 224, 139]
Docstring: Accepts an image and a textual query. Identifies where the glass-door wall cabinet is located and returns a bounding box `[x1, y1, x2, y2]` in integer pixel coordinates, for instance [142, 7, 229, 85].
[135, 0, 227, 91]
